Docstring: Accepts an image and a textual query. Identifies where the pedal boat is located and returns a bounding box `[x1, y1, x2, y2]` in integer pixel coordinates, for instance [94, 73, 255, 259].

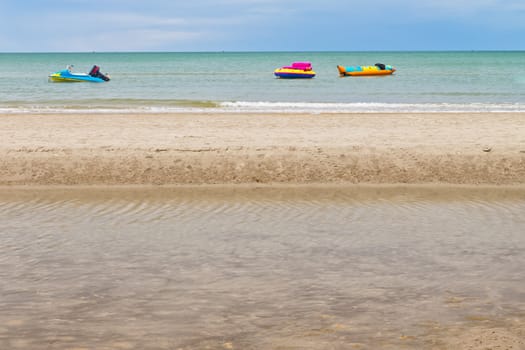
[337, 63, 395, 77]
[274, 62, 316, 79]
[49, 65, 110, 83]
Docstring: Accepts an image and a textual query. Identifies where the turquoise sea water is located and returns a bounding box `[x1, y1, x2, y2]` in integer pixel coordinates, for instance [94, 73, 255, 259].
[1, 51, 524, 113]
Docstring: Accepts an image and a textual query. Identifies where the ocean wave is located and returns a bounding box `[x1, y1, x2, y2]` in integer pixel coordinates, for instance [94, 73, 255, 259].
[1, 101, 525, 114]
[220, 101, 525, 113]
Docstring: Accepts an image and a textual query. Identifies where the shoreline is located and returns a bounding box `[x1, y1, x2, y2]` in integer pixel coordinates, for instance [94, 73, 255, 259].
[1, 183, 525, 199]
[2, 184, 525, 209]
[1, 112, 524, 186]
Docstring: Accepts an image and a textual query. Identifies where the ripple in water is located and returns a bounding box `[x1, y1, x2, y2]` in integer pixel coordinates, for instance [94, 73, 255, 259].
[0, 186, 524, 349]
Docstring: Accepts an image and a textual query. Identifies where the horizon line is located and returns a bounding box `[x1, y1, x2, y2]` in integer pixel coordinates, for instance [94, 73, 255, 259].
[1, 49, 525, 54]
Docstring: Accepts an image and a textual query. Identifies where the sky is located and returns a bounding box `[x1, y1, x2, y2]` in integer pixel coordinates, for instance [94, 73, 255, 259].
[1, 0, 524, 52]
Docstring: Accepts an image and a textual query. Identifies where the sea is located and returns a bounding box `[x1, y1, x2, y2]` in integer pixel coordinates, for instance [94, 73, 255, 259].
[1, 51, 525, 113]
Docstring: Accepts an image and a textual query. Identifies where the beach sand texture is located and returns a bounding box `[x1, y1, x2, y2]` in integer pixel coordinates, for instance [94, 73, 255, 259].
[1, 112, 525, 349]
[1, 112, 524, 186]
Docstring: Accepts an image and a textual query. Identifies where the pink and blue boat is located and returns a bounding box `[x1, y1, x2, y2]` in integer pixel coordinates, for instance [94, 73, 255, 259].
[274, 62, 316, 79]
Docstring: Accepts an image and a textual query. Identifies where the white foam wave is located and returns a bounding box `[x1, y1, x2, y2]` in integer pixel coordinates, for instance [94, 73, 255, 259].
[219, 101, 525, 113]
[2, 101, 525, 114]
[0, 106, 214, 114]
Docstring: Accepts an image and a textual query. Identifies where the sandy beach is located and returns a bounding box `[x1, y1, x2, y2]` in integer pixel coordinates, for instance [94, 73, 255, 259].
[0, 112, 524, 186]
[1, 112, 525, 349]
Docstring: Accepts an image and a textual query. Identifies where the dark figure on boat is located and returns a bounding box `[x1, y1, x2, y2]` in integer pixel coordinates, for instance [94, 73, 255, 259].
[89, 65, 110, 81]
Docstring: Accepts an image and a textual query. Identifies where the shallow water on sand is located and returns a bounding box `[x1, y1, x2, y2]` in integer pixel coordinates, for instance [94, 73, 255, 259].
[1, 186, 524, 349]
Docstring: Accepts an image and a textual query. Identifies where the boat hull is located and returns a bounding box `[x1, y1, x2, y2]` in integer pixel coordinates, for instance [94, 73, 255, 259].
[274, 68, 316, 79]
[337, 65, 395, 77]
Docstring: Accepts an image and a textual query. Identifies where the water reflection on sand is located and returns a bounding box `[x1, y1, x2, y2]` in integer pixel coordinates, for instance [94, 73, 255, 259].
[1, 185, 524, 349]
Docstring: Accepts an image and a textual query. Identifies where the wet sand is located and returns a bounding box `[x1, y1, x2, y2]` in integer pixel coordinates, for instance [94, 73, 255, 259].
[0, 112, 524, 185]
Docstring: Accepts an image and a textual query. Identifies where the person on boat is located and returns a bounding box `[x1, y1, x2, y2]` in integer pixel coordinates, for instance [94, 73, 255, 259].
[88, 65, 111, 81]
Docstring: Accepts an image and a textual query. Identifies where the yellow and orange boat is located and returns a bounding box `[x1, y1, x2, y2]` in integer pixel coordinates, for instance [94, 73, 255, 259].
[337, 63, 395, 77]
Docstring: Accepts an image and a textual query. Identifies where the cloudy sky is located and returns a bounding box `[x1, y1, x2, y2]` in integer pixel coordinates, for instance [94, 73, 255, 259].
[1, 0, 524, 52]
